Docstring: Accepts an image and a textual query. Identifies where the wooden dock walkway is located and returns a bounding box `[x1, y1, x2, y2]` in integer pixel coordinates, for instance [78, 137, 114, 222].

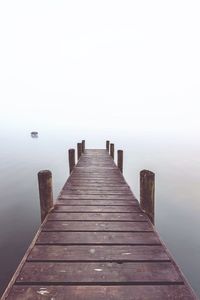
[2, 148, 198, 299]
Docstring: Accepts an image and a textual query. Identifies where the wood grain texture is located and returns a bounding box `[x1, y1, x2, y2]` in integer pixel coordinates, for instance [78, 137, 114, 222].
[17, 261, 182, 283]
[60, 194, 135, 200]
[53, 205, 141, 213]
[36, 231, 160, 245]
[28, 245, 169, 261]
[42, 221, 153, 232]
[47, 212, 148, 221]
[6, 285, 196, 300]
[57, 200, 137, 205]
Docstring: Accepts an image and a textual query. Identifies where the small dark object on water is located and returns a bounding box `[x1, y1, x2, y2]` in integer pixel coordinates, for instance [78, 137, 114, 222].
[31, 131, 38, 137]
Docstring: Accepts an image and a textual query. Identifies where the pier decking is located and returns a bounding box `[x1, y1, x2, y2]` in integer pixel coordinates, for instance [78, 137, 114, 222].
[2, 149, 197, 299]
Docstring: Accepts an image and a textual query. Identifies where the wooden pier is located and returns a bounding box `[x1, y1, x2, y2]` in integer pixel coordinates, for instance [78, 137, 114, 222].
[2, 143, 198, 299]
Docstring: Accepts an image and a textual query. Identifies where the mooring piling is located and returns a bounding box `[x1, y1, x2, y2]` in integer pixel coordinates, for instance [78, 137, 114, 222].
[68, 148, 75, 173]
[77, 143, 82, 160]
[110, 143, 114, 159]
[117, 150, 123, 173]
[140, 169, 155, 224]
[106, 140, 110, 151]
[82, 140, 85, 153]
[38, 170, 53, 223]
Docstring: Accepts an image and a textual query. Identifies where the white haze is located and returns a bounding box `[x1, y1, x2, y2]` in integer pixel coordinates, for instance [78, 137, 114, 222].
[0, 0, 200, 135]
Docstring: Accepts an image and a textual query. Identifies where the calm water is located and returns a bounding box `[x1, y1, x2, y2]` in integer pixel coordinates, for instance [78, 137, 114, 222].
[0, 128, 200, 297]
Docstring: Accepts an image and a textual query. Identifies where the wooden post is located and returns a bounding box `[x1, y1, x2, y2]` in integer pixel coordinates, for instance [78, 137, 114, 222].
[140, 170, 155, 224]
[117, 150, 123, 173]
[77, 143, 82, 160]
[38, 170, 53, 223]
[82, 140, 85, 153]
[68, 148, 75, 173]
[106, 140, 110, 151]
[110, 143, 114, 159]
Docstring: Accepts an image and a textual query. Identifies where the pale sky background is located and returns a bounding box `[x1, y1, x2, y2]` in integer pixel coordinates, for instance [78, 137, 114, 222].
[0, 1, 200, 134]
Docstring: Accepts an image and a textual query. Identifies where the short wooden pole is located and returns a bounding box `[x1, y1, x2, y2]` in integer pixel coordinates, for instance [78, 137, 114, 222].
[117, 150, 123, 173]
[140, 170, 155, 224]
[110, 143, 114, 159]
[38, 170, 53, 223]
[106, 140, 110, 151]
[68, 148, 75, 173]
[77, 143, 82, 160]
[82, 140, 85, 153]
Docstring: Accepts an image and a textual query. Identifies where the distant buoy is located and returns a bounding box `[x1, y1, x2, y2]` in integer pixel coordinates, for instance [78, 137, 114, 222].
[31, 131, 38, 137]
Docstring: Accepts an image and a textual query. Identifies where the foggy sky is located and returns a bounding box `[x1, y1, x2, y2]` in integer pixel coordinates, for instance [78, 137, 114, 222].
[0, 1, 200, 134]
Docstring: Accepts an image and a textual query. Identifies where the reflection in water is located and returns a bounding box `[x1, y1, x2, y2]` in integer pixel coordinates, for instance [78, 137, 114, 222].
[0, 128, 200, 296]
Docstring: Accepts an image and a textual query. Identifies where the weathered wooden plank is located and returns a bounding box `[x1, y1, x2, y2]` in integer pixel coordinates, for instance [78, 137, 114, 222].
[70, 176, 124, 179]
[66, 184, 128, 188]
[71, 171, 122, 173]
[65, 181, 129, 185]
[37, 232, 160, 245]
[16, 262, 182, 283]
[57, 200, 137, 206]
[28, 245, 169, 261]
[71, 168, 123, 170]
[71, 173, 122, 176]
[71, 169, 122, 173]
[77, 165, 117, 168]
[75, 162, 117, 164]
[64, 188, 131, 192]
[73, 166, 119, 168]
[48, 212, 147, 221]
[60, 195, 136, 200]
[74, 168, 119, 171]
[53, 205, 141, 213]
[58, 194, 139, 205]
[76, 162, 113, 164]
[71, 169, 122, 171]
[6, 285, 196, 300]
[69, 173, 124, 176]
[62, 191, 133, 195]
[69, 178, 125, 182]
[76, 161, 116, 163]
[67, 181, 127, 185]
[42, 221, 153, 232]
[71, 173, 123, 175]
[64, 186, 131, 191]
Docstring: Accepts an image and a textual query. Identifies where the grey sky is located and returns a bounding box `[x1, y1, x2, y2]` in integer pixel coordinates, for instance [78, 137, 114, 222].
[0, 1, 200, 133]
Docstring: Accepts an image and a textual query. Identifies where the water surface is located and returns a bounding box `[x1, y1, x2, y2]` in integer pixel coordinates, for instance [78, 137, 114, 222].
[0, 128, 200, 297]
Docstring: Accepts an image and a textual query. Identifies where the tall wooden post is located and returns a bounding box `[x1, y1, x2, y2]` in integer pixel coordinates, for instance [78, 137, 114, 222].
[77, 143, 82, 160]
[110, 143, 114, 159]
[117, 150, 123, 173]
[106, 140, 110, 151]
[68, 148, 75, 173]
[38, 170, 53, 223]
[82, 140, 85, 153]
[140, 170, 155, 224]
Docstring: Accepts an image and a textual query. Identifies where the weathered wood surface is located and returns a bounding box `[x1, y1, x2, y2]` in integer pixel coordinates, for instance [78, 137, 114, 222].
[28, 245, 169, 261]
[38, 170, 53, 222]
[37, 231, 160, 245]
[6, 285, 196, 300]
[47, 212, 147, 221]
[53, 205, 141, 212]
[2, 149, 197, 299]
[42, 221, 153, 231]
[16, 261, 182, 283]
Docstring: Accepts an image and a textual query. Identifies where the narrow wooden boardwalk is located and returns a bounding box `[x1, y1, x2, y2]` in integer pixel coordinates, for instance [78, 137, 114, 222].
[3, 149, 197, 299]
